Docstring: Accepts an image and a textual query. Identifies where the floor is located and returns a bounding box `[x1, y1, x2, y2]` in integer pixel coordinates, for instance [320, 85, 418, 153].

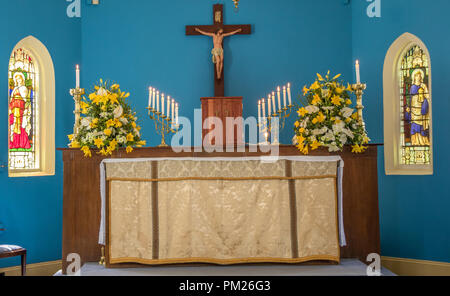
[55, 259, 396, 276]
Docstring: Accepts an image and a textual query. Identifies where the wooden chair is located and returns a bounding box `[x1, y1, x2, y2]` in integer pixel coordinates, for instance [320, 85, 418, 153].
[0, 245, 27, 276]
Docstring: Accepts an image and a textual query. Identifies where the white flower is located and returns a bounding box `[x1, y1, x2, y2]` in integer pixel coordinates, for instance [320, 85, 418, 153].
[322, 106, 335, 111]
[117, 136, 126, 144]
[119, 117, 128, 125]
[100, 112, 109, 118]
[328, 143, 341, 152]
[339, 134, 348, 145]
[332, 121, 346, 134]
[97, 87, 108, 96]
[81, 117, 91, 127]
[342, 128, 354, 139]
[113, 105, 123, 119]
[321, 88, 329, 98]
[292, 135, 298, 145]
[305, 105, 319, 114]
[341, 107, 354, 118]
[323, 131, 335, 142]
[312, 127, 328, 136]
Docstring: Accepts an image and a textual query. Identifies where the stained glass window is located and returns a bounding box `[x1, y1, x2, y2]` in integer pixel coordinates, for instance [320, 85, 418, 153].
[399, 45, 431, 165]
[8, 48, 39, 171]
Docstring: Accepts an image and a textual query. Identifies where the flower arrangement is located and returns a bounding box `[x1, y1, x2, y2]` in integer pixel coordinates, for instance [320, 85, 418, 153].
[68, 79, 146, 157]
[293, 72, 370, 154]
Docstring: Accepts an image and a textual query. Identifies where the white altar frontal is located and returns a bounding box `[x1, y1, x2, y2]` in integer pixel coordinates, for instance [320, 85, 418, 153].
[99, 156, 346, 266]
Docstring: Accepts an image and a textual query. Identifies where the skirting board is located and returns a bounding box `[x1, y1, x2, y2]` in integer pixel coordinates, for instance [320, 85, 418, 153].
[382, 256, 450, 276]
[0, 260, 61, 276]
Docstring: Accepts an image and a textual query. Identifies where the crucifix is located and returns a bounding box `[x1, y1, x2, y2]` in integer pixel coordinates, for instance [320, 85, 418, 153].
[186, 4, 251, 97]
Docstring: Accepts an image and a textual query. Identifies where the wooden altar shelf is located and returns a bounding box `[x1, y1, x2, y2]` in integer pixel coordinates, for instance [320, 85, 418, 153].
[59, 145, 381, 274]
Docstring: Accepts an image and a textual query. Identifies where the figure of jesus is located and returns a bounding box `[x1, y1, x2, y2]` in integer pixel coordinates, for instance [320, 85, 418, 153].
[195, 27, 242, 79]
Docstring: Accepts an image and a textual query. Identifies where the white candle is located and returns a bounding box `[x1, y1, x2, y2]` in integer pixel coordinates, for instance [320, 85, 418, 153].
[268, 95, 272, 116]
[167, 96, 171, 119]
[156, 91, 160, 112]
[176, 103, 179, 126]
[161, 93, 165, 116]
[258, 100, 261, 126]
[278, 86, 284, 108]
[152, 88, 156, 110]
[171, 99, 175, 123]
[262, 99, 266, 119]
[283, 86, 287, 108]
[356, 60, 361, 84]
[287, 83, 292, 106]
[76, 65, 80, 88]
[271, 91, 276, 111]
[148, 87, 152, 108]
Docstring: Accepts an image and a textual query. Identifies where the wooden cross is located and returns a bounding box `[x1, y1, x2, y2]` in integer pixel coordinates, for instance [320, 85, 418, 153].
[186, 4, 251, 97]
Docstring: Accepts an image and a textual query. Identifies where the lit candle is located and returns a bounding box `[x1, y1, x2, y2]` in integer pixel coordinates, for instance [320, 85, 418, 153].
[175, 103, 179, 126]
[148, 87, 152, 108]
[355, 60, 361, 84]
[267, 94, 272, 116]
[278, 86, 284, 108]
[167, 96, 171, 119]
[76, 65, 80, 88]
[262, 99, 266, 119]
[152, 88, 156, 110]
[161, 93, 165, 116]
[282, 86, 287, 108]
[287, 83, 292, 106]
[171, 99, 175, 123]
[156, 91, 160, 112]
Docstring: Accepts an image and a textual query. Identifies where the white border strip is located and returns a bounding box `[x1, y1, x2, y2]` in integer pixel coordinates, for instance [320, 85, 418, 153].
[98, 156, 346, 247]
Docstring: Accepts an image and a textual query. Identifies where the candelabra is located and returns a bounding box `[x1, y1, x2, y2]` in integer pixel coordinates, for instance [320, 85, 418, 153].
[69, 87, 85, 137]
[258, 104, 294, 145]
[146, 107, 179, 147]
[351, 82, 367, 131]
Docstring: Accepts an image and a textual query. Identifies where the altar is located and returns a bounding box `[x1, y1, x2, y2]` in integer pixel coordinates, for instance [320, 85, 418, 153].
[59, 145, 380, 274]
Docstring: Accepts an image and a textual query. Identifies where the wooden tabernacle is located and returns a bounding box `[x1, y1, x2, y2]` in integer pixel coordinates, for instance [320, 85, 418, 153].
[59, 145, 381, 274]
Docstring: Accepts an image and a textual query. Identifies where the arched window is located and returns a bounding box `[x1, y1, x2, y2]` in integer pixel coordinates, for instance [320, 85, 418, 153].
[383, 33, 433, 175]
[8, 36, 55, 177]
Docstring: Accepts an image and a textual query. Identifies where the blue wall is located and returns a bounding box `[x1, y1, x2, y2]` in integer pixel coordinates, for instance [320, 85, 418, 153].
[0, 0, 81, 268]
[352, 0, 450, 262]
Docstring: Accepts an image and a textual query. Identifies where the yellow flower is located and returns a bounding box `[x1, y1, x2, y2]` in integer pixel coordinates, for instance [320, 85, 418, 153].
[98, 148, 108, 156]
[294, 121, 300, 128]
[310, 81, 320, 90]
[92, 118, 99, 124]
[126, 133, 134, 142]
[331, 95, 342, 106]
[111, 84, 120, 90]
[312, 94, 322, 105]
[114, 119, 123, 128]
[310, 140, 321, 150]
[299, 127, 305, 134]
[345, 118, 352, 123]
[94, 138, 104, 148]
[122, 92, 130, 99]
[351, 113, 359, 120]
[317, 73, 324, 81]
[70, 140, 80, 148]
[352, 144, 363, 153]
[104, 128, 112, 136]
[109, 93, 119, 105]
[335, 87, 344, 94]
[80, 101, 89, 114]
[316, 112, 326, 123]
[67, 134, 74, 141]
[297, 107, 308, 117]
[363, 136, 370, 145]
[81, 146, 92, 158]
[345, 99, 352, 105]
[312, 118, 318, 124]
[332, 73, 342, 80]
[109, 139, 118, 150]
[101, 104, 108, 111]
[137, 140, 146, 146]
[303, 85, 309, 96]
[297, 135, 306, 145]
[301, 145, 309, 155]
[346, 83, 353, 92]
[106, 119, 115, 128]
[126, 146, 133, 153]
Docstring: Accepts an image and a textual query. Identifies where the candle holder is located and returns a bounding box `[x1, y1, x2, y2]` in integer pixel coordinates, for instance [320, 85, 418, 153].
[351, 82, 367, 131]
[258, 104, 294, 145]
[146, 107, 179, 147]
[69, 87, 85, 138]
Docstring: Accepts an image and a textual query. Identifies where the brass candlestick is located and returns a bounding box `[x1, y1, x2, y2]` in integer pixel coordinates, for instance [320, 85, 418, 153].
[258, 105, 294, 145]
[99, 246, 105, 266]
[146, 107, 179, 147]
[351, 83, 367, 130]
[69, 87, 85, 137]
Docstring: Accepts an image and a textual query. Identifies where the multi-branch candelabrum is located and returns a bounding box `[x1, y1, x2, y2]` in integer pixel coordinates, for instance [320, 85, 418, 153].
[258, 104, 294, 145]
[69, 87, 85, 139]
[351, 82, 367, 131]
[146, 107, 180, 147]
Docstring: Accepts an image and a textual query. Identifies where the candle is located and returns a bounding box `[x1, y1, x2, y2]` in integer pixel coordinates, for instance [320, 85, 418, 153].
[156, 91, 160, 112]
[76, 65, 80, 88]
[152, 88, 156, 110]
[167, 96, 171, 119]
[287, 83, 292, 106]
[175, 103, 179, 126]
[268, 94, 272, 116]
[262, 99, 266, 119]
[172, 99, 175, 123]
[161, 93, 165, 116]
[148, 87, 152, 108]
[355, 60, 361, 84]
[278, 86, 285, 108]
[282, 86, 287, 108]
[258, 100, 261, 126]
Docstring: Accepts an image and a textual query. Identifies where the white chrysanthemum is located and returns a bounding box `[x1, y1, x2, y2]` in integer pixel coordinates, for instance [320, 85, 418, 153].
[113, 105, 123, 119]
[341, 107, 354, 118]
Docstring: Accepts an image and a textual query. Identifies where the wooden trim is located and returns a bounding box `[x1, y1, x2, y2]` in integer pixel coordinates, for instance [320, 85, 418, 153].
[0, 260, 61, 276]
[151, 161, 159, 260]
[382, 256, 450, 276]
[285, 160, 299, 259]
